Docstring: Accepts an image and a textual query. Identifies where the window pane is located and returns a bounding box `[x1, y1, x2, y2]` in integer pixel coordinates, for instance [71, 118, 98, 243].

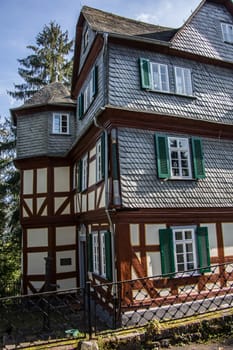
[152, 64, 160, 90]
[53, 115, 60, 133]
[186, 253, 194, 262]
[175, 231, 182, 240]
[177, 254, 184, 263]
[178, 264, 185, 272]
[185, 231, 192, 239]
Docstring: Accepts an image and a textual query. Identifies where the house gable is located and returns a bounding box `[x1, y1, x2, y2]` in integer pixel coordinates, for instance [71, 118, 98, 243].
[172, 0, 233, 62]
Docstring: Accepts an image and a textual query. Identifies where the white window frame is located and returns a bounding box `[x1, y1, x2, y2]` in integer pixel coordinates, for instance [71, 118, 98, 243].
[168, 137, 192, 179]
[92, 231, 106, 277]
[96, 139, 102, 182]
[174, 66, 193, 96]
[52, 113, 69, 134]
[83, 69, 95, 113]
[92, 232, 100, 274]
[100, 231, 106, 277]
[151, 62, 169, 92]
[172, 226, 197, 275]
[81, 154, 88, 191]
[221, 23, 233, 44]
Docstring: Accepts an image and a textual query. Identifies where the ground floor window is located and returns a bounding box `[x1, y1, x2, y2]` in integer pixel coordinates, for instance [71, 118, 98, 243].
[159, 226, 210, 277]
[88, 230, 112, 280]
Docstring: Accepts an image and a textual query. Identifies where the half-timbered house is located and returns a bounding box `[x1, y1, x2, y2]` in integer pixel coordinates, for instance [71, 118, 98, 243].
[12, 0, 233, 313]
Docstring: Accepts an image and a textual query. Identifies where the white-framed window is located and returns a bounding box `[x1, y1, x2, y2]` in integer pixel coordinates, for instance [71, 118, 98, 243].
[221, 23, 233, 44]
[155, 134, 205, 180]
[92, 231, 106, 277]
[81, 154, 88, 191]
[174, 66, 193, 96]
[159, 226, 210, 277]
[92, 232, 100, 274]
[88, 231, 112, 280]
[52, 113, 69, 134]
[168, 137, 192, 179]
[151, 62, 169, 92]
[78, 66, 98, 119]
[96, 139, 102, 182]
[173, 227, 197, 274]
[100, 232, 106, 277]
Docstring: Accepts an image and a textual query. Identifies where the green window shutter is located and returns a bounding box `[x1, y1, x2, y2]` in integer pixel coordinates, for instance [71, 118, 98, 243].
[78, 93, 84, 120]
[139, 58, 152, 89]
[191, 138, 205, 179]
[196, 227, 211, 273]
[159, 228, 175, 277]
[92, 65, 98, 97]
[155, 134, 170, 179]
[105, 231, 112, 281]
[88, 233, 93, 272]
[78, 159, 82, 192]
[101, 132, 105, 179]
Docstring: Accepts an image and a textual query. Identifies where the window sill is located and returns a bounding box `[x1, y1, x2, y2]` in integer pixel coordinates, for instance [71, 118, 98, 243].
[51, 133, 71, 136]
[146, 89, 196, 99]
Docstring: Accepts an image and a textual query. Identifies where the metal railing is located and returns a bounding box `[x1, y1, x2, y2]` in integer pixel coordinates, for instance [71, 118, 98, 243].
[1, 262, 233, 348]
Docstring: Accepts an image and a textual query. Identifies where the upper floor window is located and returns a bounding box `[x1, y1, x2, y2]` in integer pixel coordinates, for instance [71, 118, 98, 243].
[168, 137, 192, 179]
[77, 154, 88, 192]
[78, 66, 98, 120]
[96, 134, 105, 183]
[155, 134, 205, 180]
[83, 27, 89, 52]
[174, 66, 192, 96]
[139, 58, 193, 96]
[221, 23, 233, 44]
[52, 113, 69, 134]
[151, 62, 169, 92]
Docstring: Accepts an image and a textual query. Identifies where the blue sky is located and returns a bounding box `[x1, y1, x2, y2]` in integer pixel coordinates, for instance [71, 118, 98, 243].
[0, 0, 201, 120]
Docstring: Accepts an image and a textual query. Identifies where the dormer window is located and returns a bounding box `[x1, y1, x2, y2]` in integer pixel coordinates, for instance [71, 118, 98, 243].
[52, 113, 69, 134]
[221, 23, 233, 44]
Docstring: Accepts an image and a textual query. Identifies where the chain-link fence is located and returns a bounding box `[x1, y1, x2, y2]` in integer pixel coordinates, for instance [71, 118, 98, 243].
[1, 262, 233, 348]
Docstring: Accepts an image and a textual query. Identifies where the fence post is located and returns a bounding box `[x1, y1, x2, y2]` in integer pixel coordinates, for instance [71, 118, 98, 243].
[86, 281, 92, 339]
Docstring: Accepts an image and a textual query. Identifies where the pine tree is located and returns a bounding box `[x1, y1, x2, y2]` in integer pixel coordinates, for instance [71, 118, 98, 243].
[8, 21, 73, 101]
[0, 118, 21, 296]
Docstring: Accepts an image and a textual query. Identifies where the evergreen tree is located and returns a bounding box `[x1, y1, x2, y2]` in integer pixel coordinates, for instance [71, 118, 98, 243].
[8, 21, 73, 101]
[0, 118, 21, 296]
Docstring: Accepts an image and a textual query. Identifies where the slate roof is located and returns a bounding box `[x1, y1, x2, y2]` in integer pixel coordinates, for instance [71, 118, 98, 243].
[23, 82, 75, 107]
[82, 6, 178, 41]
[118, 128, 233, 209]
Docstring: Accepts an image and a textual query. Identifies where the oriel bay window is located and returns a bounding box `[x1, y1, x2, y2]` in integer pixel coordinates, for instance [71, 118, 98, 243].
[88, 231, 112, 280]
[159, 226, 210, 277]
[155, 134, 205, 180]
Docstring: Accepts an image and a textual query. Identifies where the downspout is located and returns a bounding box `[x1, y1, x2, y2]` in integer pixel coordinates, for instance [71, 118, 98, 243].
[93, 32, 117, 285]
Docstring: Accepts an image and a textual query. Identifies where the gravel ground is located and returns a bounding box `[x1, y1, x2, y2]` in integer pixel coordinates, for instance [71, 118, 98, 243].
[169, 338, 233, 350]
